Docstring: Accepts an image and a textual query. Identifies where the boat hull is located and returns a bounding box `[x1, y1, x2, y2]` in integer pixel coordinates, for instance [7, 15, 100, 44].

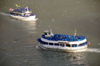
[10, 15, 38, 21]
[38, 43, 88, 52]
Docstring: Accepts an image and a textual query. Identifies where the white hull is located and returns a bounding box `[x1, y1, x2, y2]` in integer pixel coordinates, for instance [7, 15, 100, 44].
[10, 15, 38, 21]
[38, 43, 87, 52]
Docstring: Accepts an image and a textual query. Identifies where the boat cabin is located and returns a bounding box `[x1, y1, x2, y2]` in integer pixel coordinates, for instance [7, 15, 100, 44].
[43, 29, 54, 37]
[44, 30, 51, 37]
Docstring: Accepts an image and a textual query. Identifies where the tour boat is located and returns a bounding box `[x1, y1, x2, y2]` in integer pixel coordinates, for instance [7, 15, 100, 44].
[9, 6, 37, 21]
[37, 29, 89, 52]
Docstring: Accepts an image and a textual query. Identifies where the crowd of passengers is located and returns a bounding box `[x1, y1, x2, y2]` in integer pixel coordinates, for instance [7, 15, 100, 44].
[42, 34, 86, 41]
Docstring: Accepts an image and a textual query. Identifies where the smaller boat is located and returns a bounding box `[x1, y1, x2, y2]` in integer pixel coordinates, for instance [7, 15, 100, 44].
[37, 29, 89, 52]
[9, 6, 38, 21]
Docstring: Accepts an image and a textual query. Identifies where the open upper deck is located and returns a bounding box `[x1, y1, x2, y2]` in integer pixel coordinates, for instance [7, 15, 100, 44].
[42, 34, 86, 42]
[13, 8, 32, 12]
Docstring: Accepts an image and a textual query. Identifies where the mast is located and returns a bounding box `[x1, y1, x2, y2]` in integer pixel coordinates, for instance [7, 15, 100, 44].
[74, 29, 77, 38]
[25, 6, 29, 11]
[50, 28, 54, 36]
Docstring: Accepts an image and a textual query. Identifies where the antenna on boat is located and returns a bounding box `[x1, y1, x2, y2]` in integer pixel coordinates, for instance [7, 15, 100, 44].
[50, 28, 54, 37]
[74, 29, 77, 38]
[25, 6, 29, 11]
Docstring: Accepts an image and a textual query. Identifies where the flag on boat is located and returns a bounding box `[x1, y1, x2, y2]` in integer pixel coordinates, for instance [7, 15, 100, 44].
[9, 8, 12, 11]
[88, 41, 91, 46]
[16, 4, 17, 6]
[74, 29, 77, 37]
[15, 4, 20, 8]
[75, 29, 77, 32]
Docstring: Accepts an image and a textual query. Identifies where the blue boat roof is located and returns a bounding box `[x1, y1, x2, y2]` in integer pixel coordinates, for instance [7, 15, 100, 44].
[42, 34, 86, 42]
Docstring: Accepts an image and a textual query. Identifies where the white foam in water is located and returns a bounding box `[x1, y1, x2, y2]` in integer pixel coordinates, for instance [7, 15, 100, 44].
[0, 12, 10, 16]
[0, 12, 23, 21]
[10, 19, 16, 21]
[36, 45, 41, 49]
[86, 48, 100, 53]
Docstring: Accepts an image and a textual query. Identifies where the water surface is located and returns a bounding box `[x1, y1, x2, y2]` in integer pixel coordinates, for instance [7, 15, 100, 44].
[0, 0, 100, 66]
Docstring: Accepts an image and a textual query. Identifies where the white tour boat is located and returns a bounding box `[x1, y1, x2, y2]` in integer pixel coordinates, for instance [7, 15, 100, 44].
[9, 6, 37, 21]
[37, 29, 89, 52]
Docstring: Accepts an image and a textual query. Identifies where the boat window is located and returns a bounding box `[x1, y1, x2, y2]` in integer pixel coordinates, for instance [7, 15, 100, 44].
[66, 44, 70, 47]
[49, 43, 53, 45]
[54, 43, 59, 46]
[45, 42, 48, 45]
[78, 42, 87, 46]
[44, 33, 47, 35]
[39, 39, 48, 45]
[72, 44, 77, 47]
[60, 44, 64, 47]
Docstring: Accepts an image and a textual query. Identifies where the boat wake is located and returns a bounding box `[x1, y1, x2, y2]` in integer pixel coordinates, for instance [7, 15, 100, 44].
[86, 48, 100, 53]
[0, 12, 10, 16]
[36, 45, 41, 49]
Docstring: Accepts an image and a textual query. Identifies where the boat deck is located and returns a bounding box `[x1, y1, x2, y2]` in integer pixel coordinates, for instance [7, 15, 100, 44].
[42, 34, 86, 42]
[13, 8, 31, 12]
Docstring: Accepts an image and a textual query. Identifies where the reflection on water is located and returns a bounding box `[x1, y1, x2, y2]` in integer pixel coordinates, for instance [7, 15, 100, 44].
[37, 50, 88, 66]
[26, 21, 37, 34]
[0, 21, 37, 66]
